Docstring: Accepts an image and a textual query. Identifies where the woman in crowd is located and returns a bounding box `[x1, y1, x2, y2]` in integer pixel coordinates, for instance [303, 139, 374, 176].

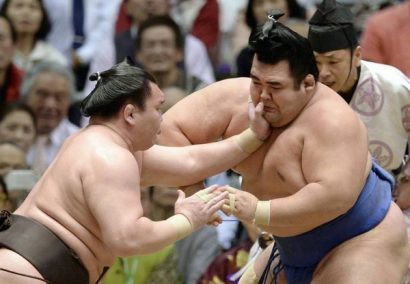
[0, 101, 36, 153]
[0, 0, 67, 71]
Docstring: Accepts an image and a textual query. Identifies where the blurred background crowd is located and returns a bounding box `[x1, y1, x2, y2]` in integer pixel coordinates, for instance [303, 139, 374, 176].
[0, 0, 408, 283]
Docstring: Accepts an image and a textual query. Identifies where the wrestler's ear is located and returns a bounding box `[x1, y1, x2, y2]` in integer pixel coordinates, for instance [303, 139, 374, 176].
[302, 74, 315, 93]
[124, 103, 137, 125]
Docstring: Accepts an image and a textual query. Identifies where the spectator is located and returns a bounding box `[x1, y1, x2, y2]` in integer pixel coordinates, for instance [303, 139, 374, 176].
[0, 14, 23, 104]
[0, 140, 36, 207]
[0, 0, 67, 71]
[21, 61, 79, 175]
[0, 141, 27, 177]
[114, 0, 148, 63]
[236, 0, 308, 77]
[135, 15, 208, 95]
[115, 0, 215, 85]
[0, 101, 36, 153]
[171, 0, 220, 67]
[42, 0, 122, 94]
[199, 221, 264, 284]
[360, 0, 410, 77]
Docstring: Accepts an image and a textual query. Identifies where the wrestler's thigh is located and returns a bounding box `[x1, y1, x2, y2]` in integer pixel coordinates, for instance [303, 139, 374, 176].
[0, 248, 45, 284]
[312, 203, 410, 284]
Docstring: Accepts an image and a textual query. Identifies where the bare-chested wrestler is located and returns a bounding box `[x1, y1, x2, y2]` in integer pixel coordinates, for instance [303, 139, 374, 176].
[158, 11, 410, 284]
[0, 59, 272, 284]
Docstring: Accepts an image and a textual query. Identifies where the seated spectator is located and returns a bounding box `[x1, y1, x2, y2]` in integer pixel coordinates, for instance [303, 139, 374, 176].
[0, 140, 26, 177]
[360, 0, 410, 77]
[0, 140, 36, 207]
[114, 0, 148, 63]
[0, 101, 36, 153]
[21, 61, 79, 175]
[43, 0, 121, 93]
[135, 15, 208, 95]
[170, 0, 220, 68]
[198, 221, 263, 284]
[236, 0, 308, 77]
[146, 0, 215, 84]
[116, 0, 215, 85]
[0, 0, 67, 72]
[0, 14, 23, 104]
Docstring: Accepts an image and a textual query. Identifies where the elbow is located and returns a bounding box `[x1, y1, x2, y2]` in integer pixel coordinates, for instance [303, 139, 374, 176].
[179, 157, 203, 185]
[331, 193, 357, 217]
[106, 234, 142, 257]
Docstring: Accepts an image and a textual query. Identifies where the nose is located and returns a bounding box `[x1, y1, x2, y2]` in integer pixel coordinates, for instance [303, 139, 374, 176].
[151, 43, 165, 54]
[318, 64, 331, 81]
[43, 95, 58, 109]
[260, 88, 271, 101]
[13, 127, 25, 140]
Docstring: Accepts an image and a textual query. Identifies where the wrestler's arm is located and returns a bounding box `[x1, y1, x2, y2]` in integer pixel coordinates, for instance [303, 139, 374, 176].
[83, 149, 226, 256]
[140, 118, 268, 187]
[159, 78, 250, 146]
[230, 106, 369, 235]
[267, 107, 369, 232]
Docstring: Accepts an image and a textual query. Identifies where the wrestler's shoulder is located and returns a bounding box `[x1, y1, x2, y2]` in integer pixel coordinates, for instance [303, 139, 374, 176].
[193, 77, 251, 100]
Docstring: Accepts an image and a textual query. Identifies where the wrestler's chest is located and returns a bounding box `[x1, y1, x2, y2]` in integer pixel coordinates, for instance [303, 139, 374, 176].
[234, 132, 306, 199]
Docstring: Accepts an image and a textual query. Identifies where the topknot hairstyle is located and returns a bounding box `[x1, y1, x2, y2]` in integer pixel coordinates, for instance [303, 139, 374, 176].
[80, 57, 156, 118]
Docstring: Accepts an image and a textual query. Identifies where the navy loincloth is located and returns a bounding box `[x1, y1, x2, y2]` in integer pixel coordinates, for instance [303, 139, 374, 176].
[259, 161, 394, 284]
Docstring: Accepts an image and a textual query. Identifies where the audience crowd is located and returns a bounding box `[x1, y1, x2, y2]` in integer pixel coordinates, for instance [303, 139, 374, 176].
[0, 0, 408, 283]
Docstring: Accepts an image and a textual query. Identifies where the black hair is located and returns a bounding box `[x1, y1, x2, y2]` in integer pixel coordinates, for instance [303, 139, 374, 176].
[0, 0, 51, 41]
[80, 58, 157, 118]
[248, 11, 319, 88]
[0, 101, 37, 129]
[0, 13, 17, 43]
[245, 0, 307, 29]
[135, 15, 184, 51]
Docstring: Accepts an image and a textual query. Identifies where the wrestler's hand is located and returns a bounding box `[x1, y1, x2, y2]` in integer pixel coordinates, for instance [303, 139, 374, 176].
[394, 181, 410, 210]
[174, 185, 228, 231]
[248, 97, 271, 141]
[220, 186, 259, 223]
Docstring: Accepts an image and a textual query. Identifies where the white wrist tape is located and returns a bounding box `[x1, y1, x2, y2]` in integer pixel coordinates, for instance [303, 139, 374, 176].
[254, 201, 271, 226]
[234, 128, 264, 154]
[168, 214, 193, 240]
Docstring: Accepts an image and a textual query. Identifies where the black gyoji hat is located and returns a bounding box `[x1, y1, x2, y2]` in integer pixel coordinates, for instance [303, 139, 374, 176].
[308, 0, 358, 53]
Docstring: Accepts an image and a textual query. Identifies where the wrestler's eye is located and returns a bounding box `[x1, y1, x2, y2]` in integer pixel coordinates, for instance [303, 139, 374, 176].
[252, 80, 261, 85]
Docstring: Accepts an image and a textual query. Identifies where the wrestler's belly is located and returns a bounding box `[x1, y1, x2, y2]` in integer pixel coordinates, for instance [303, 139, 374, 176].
[0, 248, 44, 283]
[314, 202, 410, 276]
[15, 206, 114, 283]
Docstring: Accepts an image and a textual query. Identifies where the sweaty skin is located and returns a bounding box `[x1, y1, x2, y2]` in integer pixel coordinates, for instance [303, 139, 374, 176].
[0, 82, 270, 284]
[159, 60, 410, 283]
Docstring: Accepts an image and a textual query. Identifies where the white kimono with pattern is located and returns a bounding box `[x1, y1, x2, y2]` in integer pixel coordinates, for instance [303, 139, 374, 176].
[351, 60, 410, 236]
[351, 60, 410, 172]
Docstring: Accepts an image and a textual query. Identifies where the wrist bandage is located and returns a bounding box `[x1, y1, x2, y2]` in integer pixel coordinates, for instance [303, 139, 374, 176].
[254, 201, 271, 226]
[168, 214, 193, 240]
[234, 128, 264, 154]
[221, 187, 237, 215]
[194, 188, 213, 202]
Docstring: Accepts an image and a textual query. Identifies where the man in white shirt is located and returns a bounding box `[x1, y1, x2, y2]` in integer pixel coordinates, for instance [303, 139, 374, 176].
[22, 62, 79, 175]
